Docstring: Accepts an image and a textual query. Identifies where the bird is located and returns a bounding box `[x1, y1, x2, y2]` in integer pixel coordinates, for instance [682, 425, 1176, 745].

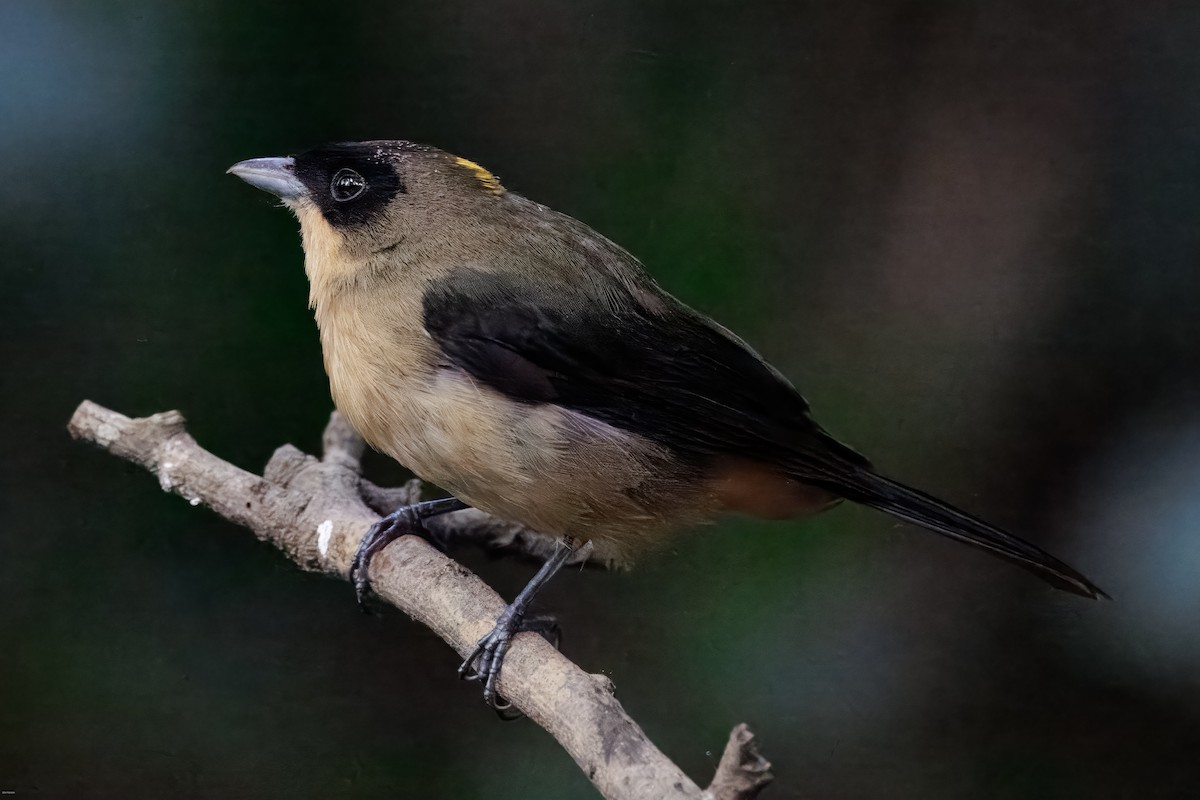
[228, 140, 1104, 709]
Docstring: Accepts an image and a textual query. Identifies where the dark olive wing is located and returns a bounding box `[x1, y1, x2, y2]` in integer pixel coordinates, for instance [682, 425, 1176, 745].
[421, 269, 869, 478]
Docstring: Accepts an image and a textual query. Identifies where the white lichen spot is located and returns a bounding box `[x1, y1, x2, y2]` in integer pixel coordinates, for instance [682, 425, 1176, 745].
[95, 422, 120, 447]
[158, 462, 175, 491]
[317, 519, 334, 556]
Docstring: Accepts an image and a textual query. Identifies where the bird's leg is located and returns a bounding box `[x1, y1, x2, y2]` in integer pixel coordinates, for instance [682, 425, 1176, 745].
[350, 497, 468, 607]
[459, 537, 578, 710]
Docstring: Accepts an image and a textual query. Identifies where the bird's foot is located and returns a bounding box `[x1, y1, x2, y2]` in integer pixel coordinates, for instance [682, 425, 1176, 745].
[459, 608, 561, 718]
[349, 498, 466, 609]
[456, 537, 576, 718]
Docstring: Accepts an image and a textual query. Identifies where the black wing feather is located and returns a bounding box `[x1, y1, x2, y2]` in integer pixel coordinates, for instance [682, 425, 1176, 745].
[422, 270, 868, 478]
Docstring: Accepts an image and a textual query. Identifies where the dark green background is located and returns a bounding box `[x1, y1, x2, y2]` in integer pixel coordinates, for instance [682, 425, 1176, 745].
[4, 1, 1200, 797]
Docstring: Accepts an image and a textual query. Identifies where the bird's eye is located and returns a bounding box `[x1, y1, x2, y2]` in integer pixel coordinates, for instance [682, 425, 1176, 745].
[330, 168, 367, 202]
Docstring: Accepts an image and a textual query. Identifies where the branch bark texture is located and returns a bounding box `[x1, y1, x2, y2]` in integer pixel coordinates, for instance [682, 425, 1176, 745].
[68, 401, 773, 800]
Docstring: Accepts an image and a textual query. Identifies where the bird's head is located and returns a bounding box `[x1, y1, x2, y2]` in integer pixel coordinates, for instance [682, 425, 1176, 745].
[228, 140, 507, 295]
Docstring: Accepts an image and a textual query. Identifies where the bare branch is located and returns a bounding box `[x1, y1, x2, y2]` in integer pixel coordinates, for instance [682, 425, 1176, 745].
[68, 400, 772, 800]
[707, 724, 774, 800]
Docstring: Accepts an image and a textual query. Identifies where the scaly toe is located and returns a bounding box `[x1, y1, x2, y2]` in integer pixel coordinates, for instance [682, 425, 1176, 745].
[458, 636, 489, 681]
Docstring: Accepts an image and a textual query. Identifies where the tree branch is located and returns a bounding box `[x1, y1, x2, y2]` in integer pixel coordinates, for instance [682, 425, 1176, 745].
[68, 401, 773, 800]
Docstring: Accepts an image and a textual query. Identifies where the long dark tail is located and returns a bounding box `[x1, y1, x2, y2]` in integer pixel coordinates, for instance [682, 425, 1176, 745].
[816, 468, 1106, 599]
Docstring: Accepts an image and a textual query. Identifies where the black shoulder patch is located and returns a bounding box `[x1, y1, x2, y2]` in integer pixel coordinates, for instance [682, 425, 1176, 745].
[423, 287, 561, 402]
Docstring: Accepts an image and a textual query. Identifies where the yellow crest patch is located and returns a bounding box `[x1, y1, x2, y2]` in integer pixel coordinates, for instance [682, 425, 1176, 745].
[454, 156, 504, 195]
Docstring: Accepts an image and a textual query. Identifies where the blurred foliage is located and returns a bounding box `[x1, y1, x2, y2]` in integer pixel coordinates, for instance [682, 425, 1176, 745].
[3, 1, 1200, 798]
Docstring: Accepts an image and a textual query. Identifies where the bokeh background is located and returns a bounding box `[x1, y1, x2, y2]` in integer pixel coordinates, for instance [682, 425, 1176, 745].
[4, 1, 1200, 797]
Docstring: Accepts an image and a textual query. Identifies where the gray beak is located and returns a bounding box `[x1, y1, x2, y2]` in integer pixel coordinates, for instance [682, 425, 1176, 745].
[227, 156, 306, 200]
